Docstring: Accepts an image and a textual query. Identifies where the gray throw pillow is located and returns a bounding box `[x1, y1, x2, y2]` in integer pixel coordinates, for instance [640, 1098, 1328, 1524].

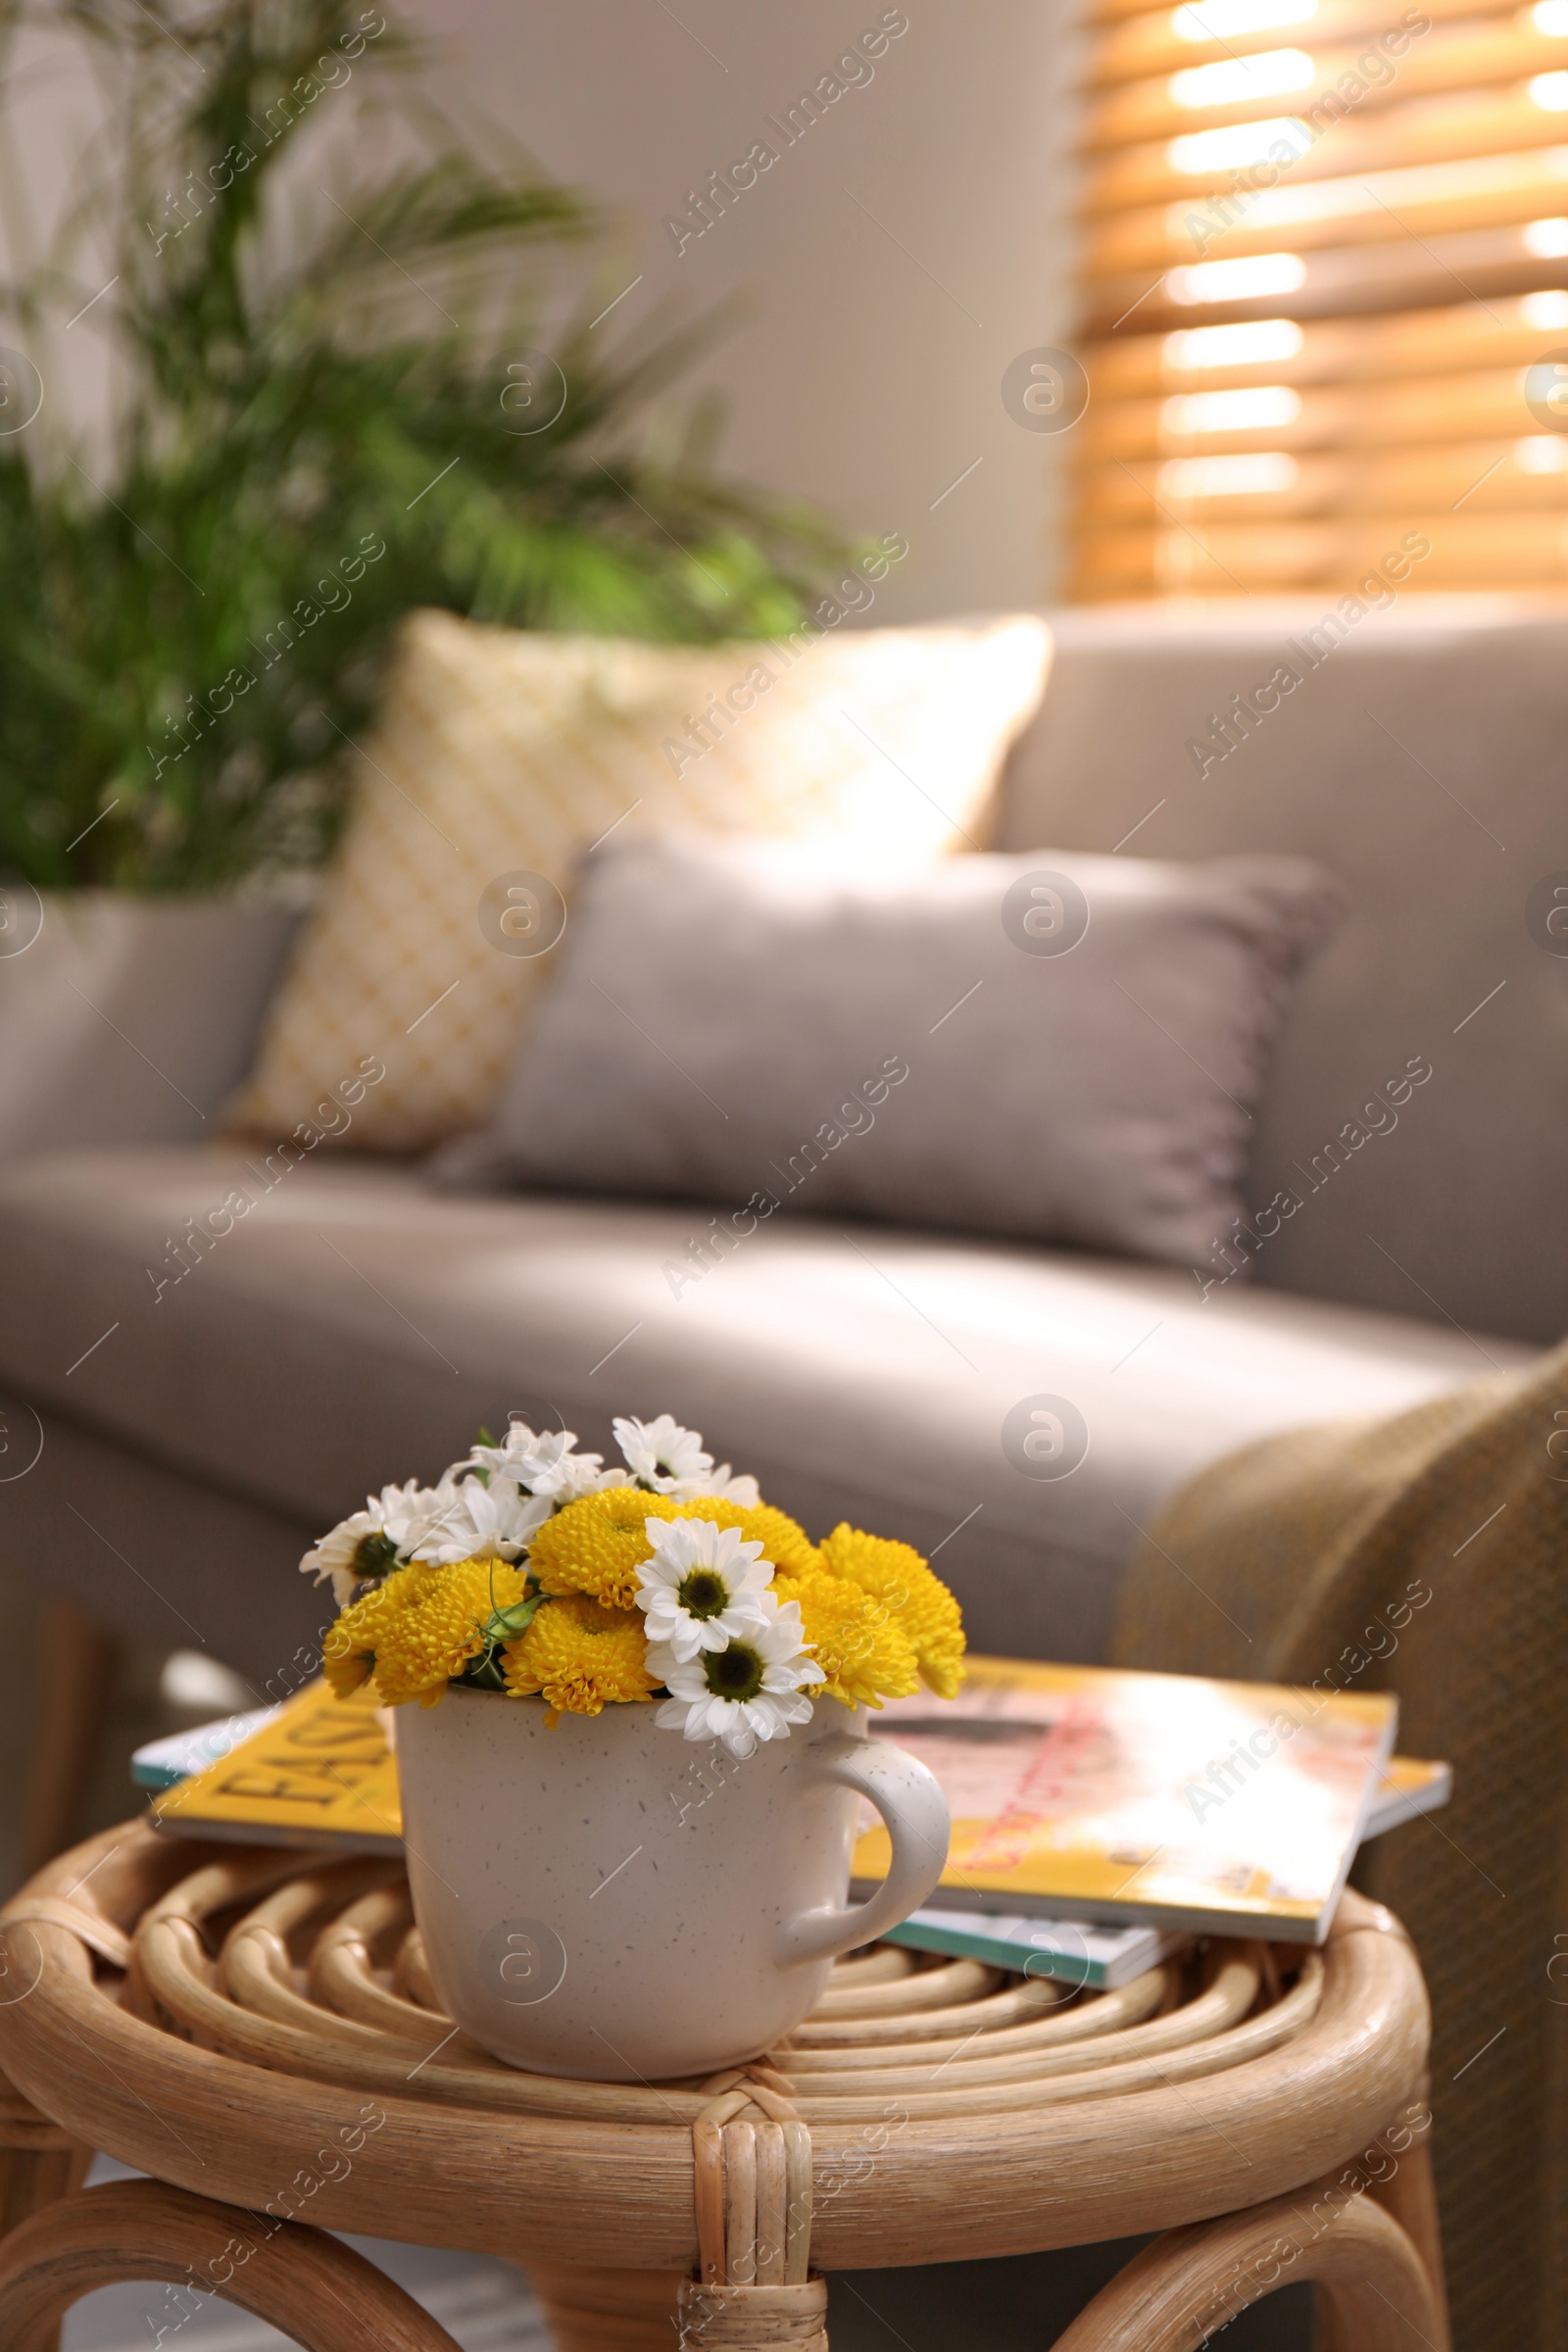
[452, 838, 1343, 1266]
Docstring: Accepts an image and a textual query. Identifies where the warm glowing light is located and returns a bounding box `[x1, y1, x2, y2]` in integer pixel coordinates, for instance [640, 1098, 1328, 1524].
[1534, 0, 1568, 34]
[1170, 49, 1315, 107]
[1164, 318, 1305, 368]
[1521, 353, 1568, 417]
[1522, 287, 1568, 323]
[1515, 433, 1568, 469]
[1524, 214, 1568, 253]
[1165, 252, 1308, 303]
[1159, 453, 1300, 495]
[1161, 385, 1302, 432]
[1164, 153, 1568, 249]
[1168, 119, 1307, 172]
[1531, 69, 1568, 107]
[1173, 0, 1315, 37]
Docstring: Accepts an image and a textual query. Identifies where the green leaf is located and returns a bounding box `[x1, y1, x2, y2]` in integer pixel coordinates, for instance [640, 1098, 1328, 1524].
[0, 0, 854, 893]
[483, 1593, 545, 1642]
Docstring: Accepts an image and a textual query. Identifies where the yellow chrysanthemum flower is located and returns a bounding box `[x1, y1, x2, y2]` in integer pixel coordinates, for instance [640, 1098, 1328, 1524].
[817, 1525, 967, 1699]
[323, 1558, 527, 1710]
[692, 1497, 820, 1580]
[525, 1488, 667, 1609]
[528, 1488, 818, 1609]
[771, 1568, 920, 1711]
[501, 1593, 657, 1724]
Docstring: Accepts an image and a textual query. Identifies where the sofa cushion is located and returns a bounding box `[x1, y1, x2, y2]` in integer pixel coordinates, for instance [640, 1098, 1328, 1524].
[995, 602, 1568, 1344]
[226, 608, 1050, 1154]
[463, 835, 1342, 1266]
[0, 1148, 1532, 1664]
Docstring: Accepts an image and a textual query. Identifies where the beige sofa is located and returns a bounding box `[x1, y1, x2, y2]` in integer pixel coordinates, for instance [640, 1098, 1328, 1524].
[0, 599, 1558, 1709]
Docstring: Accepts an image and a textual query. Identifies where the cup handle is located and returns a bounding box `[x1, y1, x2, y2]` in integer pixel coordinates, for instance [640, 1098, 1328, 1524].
[775, 1732, 951, 1968]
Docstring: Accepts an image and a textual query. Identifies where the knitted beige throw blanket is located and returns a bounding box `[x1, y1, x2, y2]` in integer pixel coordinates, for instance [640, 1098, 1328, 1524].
[1110, 1340, 1568, 2352]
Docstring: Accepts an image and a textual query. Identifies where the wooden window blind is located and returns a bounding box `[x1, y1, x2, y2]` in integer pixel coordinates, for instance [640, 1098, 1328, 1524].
[1072, 0, 1568, 594]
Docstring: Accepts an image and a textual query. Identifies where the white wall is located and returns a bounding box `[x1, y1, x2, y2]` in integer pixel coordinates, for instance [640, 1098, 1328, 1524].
[6, 2, 1085, 618]
[418, 0, 1084, 620]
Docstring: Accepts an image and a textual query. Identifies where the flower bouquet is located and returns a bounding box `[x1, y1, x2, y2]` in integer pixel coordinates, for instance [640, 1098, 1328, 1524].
[310, 1412, 965, 1756]
[304, 1413, 962, 2080]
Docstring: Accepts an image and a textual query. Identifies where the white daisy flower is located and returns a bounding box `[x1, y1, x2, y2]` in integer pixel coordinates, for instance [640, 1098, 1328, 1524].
[635, 1517, 775, 1661]
[464, 1422, 571, 1484]
[412, 1475, 552, 1565]
[650, 1597, 825, 1760]
[300, 1508, 394, 1607]
[462, 1423, 629, 1506]
[379, 1475, 466, 1555]
[300, 1476, 452, 1604]
[531, 1447, 631, 1505]
[699, 1463, 761, 1507]
[613, 1413, 713, 1494]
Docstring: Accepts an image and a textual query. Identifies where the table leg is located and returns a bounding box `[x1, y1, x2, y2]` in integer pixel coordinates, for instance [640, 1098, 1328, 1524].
[0, 2063, 92, 2352]
[1050, 2170, 1444, 2351]
[0, 2178, 461, 2352]
[17, 1600, 119, 1883]
[677, 2278, 829, 2349]
[1360, 2087, 1452, 2352]
[520, 2259, 685, 2350]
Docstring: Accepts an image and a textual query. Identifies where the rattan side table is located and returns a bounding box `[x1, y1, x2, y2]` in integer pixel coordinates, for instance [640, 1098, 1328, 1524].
[0, 1822, 1450, 2352]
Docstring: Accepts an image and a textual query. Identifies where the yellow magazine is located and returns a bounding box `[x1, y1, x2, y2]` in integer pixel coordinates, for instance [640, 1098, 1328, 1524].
[850, 1657, 1396, 1943]
[151, 1679, 402, 1854]
[150, 1658, 1413, 1941]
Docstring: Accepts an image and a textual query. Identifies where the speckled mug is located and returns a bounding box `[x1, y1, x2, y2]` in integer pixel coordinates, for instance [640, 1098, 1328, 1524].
[396, 1689, 951, 2081]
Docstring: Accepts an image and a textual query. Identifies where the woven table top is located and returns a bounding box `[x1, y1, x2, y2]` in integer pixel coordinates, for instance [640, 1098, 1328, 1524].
[0, 1822, 1431, 2272]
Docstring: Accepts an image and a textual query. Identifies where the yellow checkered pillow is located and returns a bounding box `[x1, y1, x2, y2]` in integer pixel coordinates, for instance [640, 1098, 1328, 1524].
[228, 609, 1051, 1151]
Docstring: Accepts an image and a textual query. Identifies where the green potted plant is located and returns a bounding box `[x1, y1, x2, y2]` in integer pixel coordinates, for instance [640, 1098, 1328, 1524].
[0, 0, 844, 1156]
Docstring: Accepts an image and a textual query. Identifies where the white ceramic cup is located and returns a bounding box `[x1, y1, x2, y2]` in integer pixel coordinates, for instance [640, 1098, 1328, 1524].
[397, 1688, 951, 2081]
